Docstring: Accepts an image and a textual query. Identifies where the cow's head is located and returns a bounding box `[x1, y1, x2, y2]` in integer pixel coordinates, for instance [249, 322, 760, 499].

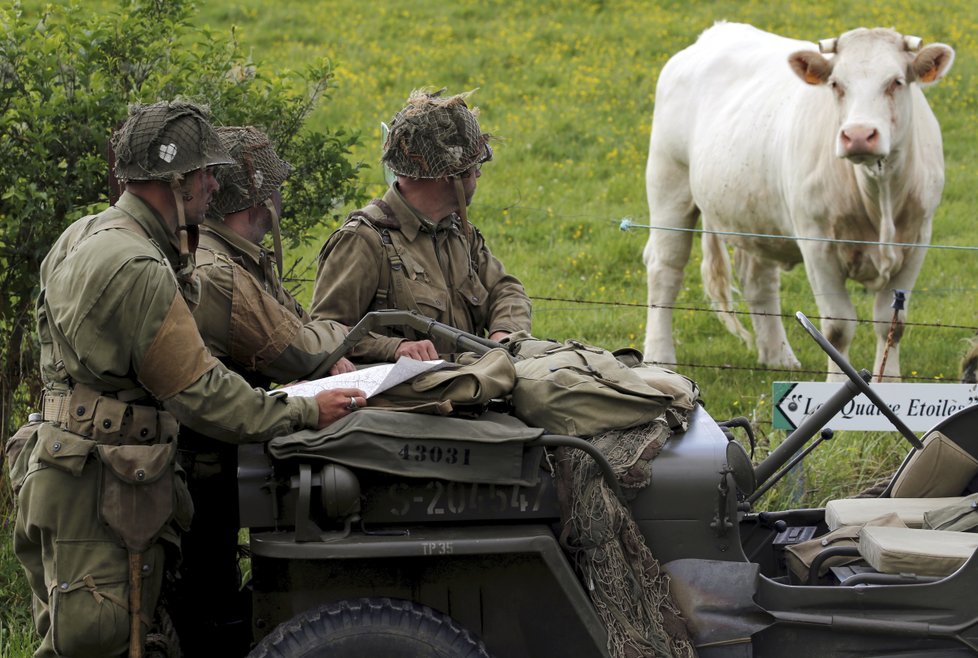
[787, 28, 954, 165]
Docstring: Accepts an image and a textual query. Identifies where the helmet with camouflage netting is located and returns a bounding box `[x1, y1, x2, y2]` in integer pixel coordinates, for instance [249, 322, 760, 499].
[381, 88, 493, 179]
[209, 126, 293, 216]
[111, 100, 233, 183]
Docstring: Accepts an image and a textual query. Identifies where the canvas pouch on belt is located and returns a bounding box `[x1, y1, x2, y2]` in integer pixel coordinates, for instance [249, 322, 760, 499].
[4, 417, 43, 493]
[97, 441, 183, 551]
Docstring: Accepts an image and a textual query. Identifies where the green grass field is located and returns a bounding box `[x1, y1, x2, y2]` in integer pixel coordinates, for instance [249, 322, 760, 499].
[229, 0, 978, 505]
[3, 1, 977, 654]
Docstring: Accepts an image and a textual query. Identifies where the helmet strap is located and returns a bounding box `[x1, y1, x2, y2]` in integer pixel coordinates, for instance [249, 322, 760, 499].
[168, 177, 201, 310]
[264, 197, 284, 279]
[169, 177, 191, 261]
[452, 177, 473, 242]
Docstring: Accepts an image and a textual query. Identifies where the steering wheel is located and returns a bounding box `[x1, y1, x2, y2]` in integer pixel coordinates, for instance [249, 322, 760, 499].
[795, 312, 923, 450]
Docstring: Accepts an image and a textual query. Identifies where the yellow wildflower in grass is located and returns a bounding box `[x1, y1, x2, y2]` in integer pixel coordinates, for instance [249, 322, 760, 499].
[137, 0, 978, 433]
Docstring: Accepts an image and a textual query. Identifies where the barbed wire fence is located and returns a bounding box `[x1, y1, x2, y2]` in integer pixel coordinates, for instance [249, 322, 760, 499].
[286, 202, 978, 394]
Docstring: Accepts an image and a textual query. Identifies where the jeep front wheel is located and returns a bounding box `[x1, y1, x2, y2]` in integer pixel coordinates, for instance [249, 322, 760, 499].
[248, 597, 492, 658]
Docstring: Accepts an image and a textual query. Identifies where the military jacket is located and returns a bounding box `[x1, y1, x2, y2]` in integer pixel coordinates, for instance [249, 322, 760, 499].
[193, 217, 348, 386]
[310, 184, 532, 360]
[38, 192, 318, 441]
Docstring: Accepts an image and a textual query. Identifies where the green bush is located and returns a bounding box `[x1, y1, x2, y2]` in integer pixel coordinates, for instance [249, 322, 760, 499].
[0, 5, 364, 647]
[0, 0, 365, 449]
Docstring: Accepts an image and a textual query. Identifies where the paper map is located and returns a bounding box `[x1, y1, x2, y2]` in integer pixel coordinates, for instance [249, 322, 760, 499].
[274, 357, 446, 399]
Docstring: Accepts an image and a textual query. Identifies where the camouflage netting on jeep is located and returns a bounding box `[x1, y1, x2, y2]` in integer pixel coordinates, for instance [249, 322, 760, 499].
[210, 126, 292, 216]
[112, 101, 231, 182]
[556, 419, 698, 658]
[381, 88, 491, 179]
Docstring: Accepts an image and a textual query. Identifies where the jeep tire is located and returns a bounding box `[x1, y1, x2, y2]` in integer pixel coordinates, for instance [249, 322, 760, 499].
[248, 597, 492, 658]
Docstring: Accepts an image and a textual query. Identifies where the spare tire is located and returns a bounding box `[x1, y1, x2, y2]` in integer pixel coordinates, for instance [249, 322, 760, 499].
[248, 597, 491, 658]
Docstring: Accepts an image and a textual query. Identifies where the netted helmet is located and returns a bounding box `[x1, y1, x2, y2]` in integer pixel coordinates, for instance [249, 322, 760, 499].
[209, 126, 292, 216]
[111, 100, 233, 182]
[381, 88, 493, 179]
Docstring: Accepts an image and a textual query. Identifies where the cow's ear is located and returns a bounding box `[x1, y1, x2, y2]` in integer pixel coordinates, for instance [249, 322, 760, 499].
[788, 51, 832, 86]
[912, 43, 955, 85]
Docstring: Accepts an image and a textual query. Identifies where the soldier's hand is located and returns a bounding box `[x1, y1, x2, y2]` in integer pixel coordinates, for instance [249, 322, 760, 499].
[329, 357, 356, 375]
[314, 387, 367, 428]
[489, 331, 511, 342]
[395, 339, 439, 361]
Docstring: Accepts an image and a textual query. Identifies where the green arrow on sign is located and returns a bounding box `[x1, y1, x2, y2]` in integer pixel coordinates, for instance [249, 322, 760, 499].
[772, 382, 798, 430]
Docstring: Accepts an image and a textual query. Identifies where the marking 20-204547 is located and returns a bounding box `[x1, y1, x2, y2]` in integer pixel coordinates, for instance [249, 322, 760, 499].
[386, 479, 551, 518]
[398, 443, 471, 466]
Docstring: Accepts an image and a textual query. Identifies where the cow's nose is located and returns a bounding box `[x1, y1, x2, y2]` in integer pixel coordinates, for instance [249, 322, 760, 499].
[840, 124, 879, 156]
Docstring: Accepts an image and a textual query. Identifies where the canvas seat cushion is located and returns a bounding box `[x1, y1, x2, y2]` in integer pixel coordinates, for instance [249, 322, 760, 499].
[825, 497, 965, 531]
[858, 525, 978, 577]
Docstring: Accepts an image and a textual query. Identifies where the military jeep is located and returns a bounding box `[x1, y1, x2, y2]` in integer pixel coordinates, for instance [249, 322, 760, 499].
[236, 311, 978, 657]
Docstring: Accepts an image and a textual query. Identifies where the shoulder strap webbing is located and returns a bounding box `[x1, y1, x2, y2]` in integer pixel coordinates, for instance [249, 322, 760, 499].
[346, 201, 420, 315]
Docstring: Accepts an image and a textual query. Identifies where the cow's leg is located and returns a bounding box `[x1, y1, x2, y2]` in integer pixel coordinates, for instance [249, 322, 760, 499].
[643, 158, 697, 364]
[735, 249, 800, 368]
[798, 246, 854, 381]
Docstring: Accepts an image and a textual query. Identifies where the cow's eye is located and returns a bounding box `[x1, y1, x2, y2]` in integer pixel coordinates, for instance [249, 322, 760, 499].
[887, 78, 906, 95]
[828, 79, 844, 98]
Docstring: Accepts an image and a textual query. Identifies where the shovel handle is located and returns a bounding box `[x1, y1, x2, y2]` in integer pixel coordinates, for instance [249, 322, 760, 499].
[129, 551, 143, 658]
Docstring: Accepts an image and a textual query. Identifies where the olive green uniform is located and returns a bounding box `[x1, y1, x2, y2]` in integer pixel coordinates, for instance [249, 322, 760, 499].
[310, 184, 532, 360]
[13, 192, 319, 658]
[193, 216, 348, 384]
[174, 217, 349, 656]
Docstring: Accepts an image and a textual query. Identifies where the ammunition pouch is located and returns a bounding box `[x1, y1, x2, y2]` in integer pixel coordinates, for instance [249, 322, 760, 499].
[64, 385, 177, 445]
[37, 424, 96, 477]
[43, 384, 178, 446]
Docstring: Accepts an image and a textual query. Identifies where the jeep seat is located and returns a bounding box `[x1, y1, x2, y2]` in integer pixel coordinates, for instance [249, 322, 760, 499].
[825, 497, 965, 531]
[858, 525, 978, 577]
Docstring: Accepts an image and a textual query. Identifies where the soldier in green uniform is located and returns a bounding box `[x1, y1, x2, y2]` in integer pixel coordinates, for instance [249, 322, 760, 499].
[176, 126, 434, 655]
[310, 88, 532, 361]
[10, 101, 365, 658]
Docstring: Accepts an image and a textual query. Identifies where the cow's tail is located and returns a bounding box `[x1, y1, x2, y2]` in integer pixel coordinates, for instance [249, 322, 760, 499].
[701, 232, 753, 348]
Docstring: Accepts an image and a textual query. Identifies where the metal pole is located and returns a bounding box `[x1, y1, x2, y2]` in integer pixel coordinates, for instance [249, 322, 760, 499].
[876, 289, 907, 382]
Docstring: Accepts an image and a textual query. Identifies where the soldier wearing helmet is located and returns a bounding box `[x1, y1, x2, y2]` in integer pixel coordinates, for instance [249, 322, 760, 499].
[174, 126, 428, 655]
[310, 88, 531, 360]
[11, 101, 364, 658]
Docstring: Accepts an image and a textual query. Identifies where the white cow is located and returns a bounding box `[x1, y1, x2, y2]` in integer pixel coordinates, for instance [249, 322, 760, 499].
[642, 22, 954, 380]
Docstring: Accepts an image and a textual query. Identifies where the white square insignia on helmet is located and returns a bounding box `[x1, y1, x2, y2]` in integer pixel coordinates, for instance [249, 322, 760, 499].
[159, 143, 178, 163]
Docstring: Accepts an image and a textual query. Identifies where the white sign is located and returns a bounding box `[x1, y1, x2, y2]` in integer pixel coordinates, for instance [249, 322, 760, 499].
[772, 382, 978, 431]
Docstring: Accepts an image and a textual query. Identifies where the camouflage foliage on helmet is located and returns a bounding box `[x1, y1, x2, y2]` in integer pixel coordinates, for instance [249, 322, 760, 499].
[209, 126, 293, 216]
[381, 88, 492, 179]
[111, 100, 233, 183]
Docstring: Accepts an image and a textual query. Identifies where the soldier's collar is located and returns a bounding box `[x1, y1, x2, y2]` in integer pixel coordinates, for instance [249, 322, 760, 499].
[115, 191, 181, 263]
[198, 216, 266, 267]
[387, 184, 456, 241]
